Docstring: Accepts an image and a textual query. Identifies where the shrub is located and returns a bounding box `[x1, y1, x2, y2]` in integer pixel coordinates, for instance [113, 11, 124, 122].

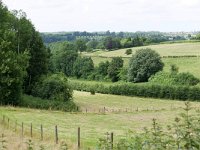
[175, 72, 199, 86]
[32, 74, 73, 102]
[21, 95, 77, 112]
[125, 49, 132, 55]
[149, 71, 199, 86]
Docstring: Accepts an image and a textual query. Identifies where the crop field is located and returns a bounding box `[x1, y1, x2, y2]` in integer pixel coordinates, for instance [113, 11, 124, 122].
[1, 91, 200, 149]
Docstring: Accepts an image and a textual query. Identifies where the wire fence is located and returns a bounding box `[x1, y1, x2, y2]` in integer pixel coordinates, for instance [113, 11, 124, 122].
[1, 105, 200, 149]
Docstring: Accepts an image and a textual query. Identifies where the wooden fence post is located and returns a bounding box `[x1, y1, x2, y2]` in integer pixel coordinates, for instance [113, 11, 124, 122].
[55, 125, 58, 144]
[7, 118, 9, 129]
[22, 122, 24, 139]
[3, 115, 5, 123]
[78, 127, 80, 149]
[111, 132, 114, 149]
[41, 124, 43, 141]
[30, 123, 33, 138]
[15, 120, 17, 132]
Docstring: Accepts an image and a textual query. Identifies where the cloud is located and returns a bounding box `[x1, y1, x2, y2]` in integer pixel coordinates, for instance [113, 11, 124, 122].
[2, 0, 200, 32]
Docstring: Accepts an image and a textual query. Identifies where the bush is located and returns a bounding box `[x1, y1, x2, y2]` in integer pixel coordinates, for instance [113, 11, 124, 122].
[125, 49, 132, 55]
[32, 74, 73, 102]
[21, 95, 77, 112]
[128, 48, 164, 82]
[175, 72, 199, 86]
[149, 71, 199, 86]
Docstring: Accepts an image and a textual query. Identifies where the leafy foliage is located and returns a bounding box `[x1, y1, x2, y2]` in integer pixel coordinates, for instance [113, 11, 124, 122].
[128, 48, 164, 82]
[107, 57, 124, 82]
[32, 74, 73, 102]
[149, 71, 199, 86]
[0, 3, 29, 105]
[70, 80, 200, 101]
[125, 49, 132, 55]
[97, 102, 200, 150]
[21, 94, 77, 112]
[73, 57, 94, 79]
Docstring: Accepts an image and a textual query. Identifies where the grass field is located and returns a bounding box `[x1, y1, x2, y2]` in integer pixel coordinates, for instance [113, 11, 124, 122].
[1, 91, 200, 149]
[90, 56, 200, 78]
[84, 42, 200, 58]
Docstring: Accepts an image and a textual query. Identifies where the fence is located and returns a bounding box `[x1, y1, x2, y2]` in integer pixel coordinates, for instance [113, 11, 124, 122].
[1, 105, 200, 149]
[0, 114, 114, 149]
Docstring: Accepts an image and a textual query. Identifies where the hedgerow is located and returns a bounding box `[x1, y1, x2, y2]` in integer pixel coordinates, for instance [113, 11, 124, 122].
[70, 80, 200, 101]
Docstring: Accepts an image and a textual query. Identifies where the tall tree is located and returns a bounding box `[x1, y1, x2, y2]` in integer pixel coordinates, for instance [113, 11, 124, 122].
[107, 57, 124, 82]
[0, 2, 29, 105]
[128, 48, 164, 82]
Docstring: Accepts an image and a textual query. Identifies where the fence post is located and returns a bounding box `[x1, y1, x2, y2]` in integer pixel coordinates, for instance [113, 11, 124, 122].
[15, 120, 17, 132]
[78, 127, 80, 149]
[31, 123, 33, 138]
[136, 107, 138, 112]
[3, 115, 5, 123]
[41, 124, 43, 141]
[7, 118, 9, 129]
[111, 132, 114, 149]
[22, 122, 24, 139]
[104, 107, 106, 113]
[55, 125, 58, 144]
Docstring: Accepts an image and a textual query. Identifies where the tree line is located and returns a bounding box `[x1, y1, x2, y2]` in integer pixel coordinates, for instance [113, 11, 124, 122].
[42, 30, 188, 44]
[0, 1, 74, 109]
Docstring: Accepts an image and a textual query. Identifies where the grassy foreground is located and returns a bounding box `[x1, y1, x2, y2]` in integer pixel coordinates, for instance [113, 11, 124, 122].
[1, 91, 200, 149]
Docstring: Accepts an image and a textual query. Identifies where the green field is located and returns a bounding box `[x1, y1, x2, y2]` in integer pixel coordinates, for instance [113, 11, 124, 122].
[90, 56, 200, 79]
[1, 91, 200, 149]
[84, 42, 200, 58]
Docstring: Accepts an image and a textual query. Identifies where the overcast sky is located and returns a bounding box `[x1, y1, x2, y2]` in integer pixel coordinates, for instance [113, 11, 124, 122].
[2, 0, 200, 32]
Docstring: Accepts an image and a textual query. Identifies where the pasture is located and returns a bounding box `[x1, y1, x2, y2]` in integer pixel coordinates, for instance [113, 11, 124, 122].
[1, 91, 200, 149]
[90, 57, 200, 78]
[84, 42, 200, 58]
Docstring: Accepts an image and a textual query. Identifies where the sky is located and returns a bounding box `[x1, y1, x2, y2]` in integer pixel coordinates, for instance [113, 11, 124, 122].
[2, 0, 200, 32]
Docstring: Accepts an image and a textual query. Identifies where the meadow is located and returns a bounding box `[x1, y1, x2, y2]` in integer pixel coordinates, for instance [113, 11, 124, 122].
[2, 42, 200, 149]
[90, 57, 200, 78]
[84, 42, 200, 58]
[1, 91, 200, 149]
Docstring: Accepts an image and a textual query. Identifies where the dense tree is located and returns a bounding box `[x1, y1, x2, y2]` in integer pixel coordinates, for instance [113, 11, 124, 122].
[128, 48, 164, 82]
[108, 57, 124, 82]
[49, 41, 78, 74]
[24, 30, 49, 93]
[59, 50, 78, 76]
[0, 1, 49, 104]
[0, 2, 29, 105]
[104, 37, 121, 50]
[97, 61, 110, 76]
[86, 39, 98, 51]
[75, 39, 87, 52]
[73, 57, 94, 78]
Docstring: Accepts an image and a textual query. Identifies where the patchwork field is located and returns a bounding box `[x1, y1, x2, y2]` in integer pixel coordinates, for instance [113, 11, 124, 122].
[1, 91, 200, 149]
